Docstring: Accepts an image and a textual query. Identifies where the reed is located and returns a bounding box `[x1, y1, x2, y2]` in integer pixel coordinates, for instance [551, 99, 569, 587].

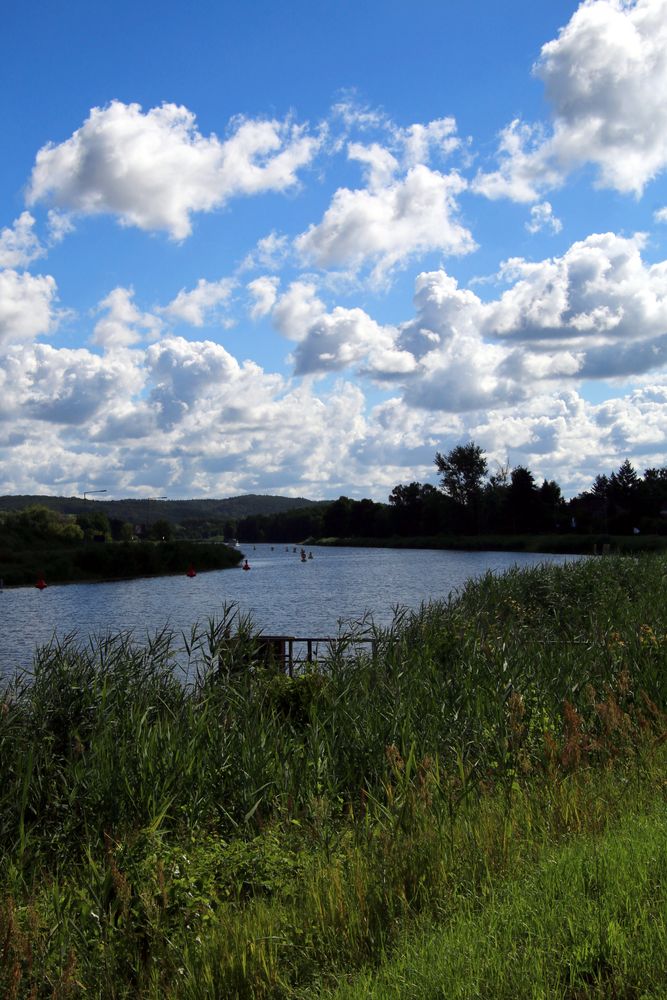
[0, 554, 666, 997]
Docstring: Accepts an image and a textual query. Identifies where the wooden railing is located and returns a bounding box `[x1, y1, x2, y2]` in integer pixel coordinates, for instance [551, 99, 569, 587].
[258, 635, 378, 676]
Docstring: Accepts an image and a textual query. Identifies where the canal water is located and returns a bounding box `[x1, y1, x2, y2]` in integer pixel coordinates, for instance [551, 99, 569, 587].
[0, 544, 578, 676]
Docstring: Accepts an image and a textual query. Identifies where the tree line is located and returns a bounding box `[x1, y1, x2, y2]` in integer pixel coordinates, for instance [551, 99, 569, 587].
[3, 445, 666, 548]
[0, 505, 172, 546]
[233, 444, 667, 543]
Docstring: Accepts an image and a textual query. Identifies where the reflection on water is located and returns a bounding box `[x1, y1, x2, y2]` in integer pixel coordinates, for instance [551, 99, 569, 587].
[0, 544, 578, 677]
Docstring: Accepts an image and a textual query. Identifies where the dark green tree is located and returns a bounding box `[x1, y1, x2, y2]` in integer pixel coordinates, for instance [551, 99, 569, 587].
[389, 482, 425, 536]
[539, 479, 565, 530]
[223, 519, 238, 542]
[435, 443, 488, 507]
[608, 460, 641, 531]
[389, 482, 447, 536]
[481, 464, 510, 532]
[149, 518, 173, 541]
[76, 511, 111, 541]
[641, 467, 667, 526]
[323, 497, 354, 537]
[507, 466, 540, 533]
[435, 443, 488, 532]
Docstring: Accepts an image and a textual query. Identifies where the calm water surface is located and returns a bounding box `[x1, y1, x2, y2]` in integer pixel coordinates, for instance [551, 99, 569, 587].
[0, 545, 578, 676]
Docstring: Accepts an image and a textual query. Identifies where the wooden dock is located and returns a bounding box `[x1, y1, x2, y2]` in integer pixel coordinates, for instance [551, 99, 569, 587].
[258, 635, 378, 676]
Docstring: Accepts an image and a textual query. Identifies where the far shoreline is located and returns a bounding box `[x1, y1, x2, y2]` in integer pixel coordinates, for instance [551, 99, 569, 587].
[303, 532, 667, 555]
[0, 539, 243, 589]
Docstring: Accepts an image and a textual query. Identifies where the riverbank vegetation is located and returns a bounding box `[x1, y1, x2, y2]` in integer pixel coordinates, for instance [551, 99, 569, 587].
[314, 531, 667, 554]
[234, 448, 667, 549]
[3, 449, 666, 553]
[0, 505, 242, 586]
[1, 554, 666, 997]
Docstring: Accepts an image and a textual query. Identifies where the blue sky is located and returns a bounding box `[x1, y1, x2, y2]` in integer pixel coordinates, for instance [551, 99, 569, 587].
[2, 0, 667, 501]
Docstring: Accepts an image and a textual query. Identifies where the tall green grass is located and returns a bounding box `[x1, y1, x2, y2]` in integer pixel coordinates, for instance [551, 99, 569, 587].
[321, 803, 667, 1000]
[1, 554, 666, 997]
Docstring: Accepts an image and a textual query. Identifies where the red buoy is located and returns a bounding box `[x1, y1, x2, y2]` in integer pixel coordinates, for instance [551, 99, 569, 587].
[186, 564, 196, 578]
[36, 578, 47, 590]
[242, 559, 251, 571]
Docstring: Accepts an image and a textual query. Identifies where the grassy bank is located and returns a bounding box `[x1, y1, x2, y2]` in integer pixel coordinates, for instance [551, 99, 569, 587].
[323, 801, 667, 999]
[311, 531, 667, 553]
[0, 539, 243, 587]
[1, 555, 666, 997]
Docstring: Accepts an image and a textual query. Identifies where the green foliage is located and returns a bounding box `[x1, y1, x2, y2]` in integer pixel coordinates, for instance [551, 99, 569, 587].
[0, 537, 241, 586]
[434, 442, 488, 507]
[1, 555, 667, 996]
[327, 806, 667, 999]
[263, 670, 328, 726]
[237, 505, 327, 543]
[0, 504, 85, 545]
[148, 518, 173, 541]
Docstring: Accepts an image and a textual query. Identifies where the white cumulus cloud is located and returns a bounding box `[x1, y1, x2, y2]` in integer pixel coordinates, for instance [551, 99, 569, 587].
[0, 269, 58, 350]
[247, 276, 280, 319]
[92, 287, 162, 350]
[526, 201, 562, 234]
[0, 343, 144, 425]
[484, 233, 667, 373]
[295, 163, 475, 280]
[272, 281, 416, 377]
[27, 101, 319, 239]
[475, 0, 667, 201]
[0, 213, 44, 268]
[162, 277, 236, 327]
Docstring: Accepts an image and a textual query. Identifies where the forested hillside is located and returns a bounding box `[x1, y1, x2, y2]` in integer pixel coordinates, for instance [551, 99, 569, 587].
[0, 493, 321, 524]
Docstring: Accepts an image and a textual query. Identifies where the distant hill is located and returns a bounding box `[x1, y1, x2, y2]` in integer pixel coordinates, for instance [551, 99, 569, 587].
[0, 494, 324, 524]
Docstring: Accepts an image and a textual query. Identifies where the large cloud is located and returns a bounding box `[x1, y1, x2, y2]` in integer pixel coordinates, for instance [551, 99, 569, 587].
[269, 232, 667, 405]
[0, 329, 369, 496]
[295, 162, 474, 280]
[0, 343, 144, 425]
[1, 322, 667, 499]
[272, 281, 417, 376]
[27, 101, 319, 239]
[0, 269, 58, 350]
[474, 0, 667, 200]
[483, 233, 667, 369]
[376, 232, 667, 410]
[396, 271, 525, 412]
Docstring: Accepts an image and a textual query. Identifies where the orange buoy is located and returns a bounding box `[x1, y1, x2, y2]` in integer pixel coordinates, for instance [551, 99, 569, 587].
[186, 564, 196, 578]
[36, 578, 47, 590]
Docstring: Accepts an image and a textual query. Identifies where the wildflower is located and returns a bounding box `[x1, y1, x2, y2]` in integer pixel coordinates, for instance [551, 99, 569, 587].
[639, 624, 658, 647]
[385, 743, 404, 773]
